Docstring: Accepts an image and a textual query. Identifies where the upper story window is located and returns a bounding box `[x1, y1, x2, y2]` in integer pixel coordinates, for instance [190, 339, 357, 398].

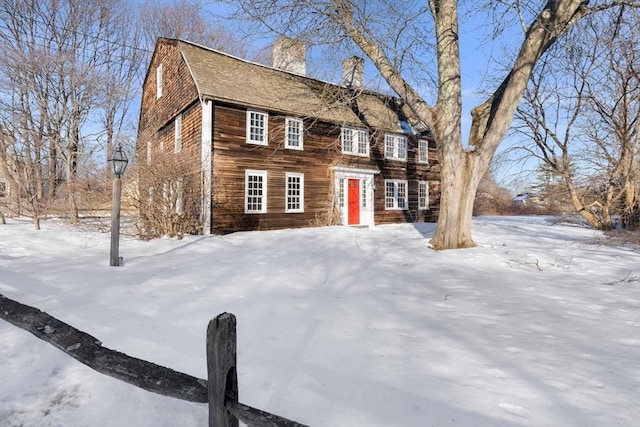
[245, 169, 267, 213]
[418, 181, 429, 210]
[286, 172, 304, 213]
[156, 64, 163, 99]
[285, 117, 303, 150]
[247, 110, 268, 145]
[384, 134, 407, 161]
[146, 140, 152, 165]
[385, 179, 408, 210]
[174, 114, 182, 153]
[341, 127, 369, 157]
[418, 139, 429, 164]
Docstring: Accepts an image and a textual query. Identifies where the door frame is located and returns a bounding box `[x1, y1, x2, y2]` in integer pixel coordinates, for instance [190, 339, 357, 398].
[333, 167, 379, 227]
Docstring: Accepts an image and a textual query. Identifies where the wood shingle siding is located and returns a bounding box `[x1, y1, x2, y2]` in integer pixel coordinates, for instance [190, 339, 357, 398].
[137, 38, 440, 235]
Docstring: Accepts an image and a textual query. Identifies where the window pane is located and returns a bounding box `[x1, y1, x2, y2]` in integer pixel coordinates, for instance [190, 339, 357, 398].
[385, 181, 395, 208]
[357, 130, 368, 155]
[342, 128, 353, 153]
[398, 137, 407, 160]
[287, 174, 303, 212]
[397, 182, 407, 209]
[385, 135, 395, 158]
[419, 140, 428, 163]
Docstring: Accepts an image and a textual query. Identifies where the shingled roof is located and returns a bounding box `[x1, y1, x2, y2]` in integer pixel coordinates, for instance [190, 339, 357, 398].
[173, 38, 427, 135]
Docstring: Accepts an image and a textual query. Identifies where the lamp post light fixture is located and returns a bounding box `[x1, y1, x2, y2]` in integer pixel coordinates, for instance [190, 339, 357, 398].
[108, 144, 128, 266]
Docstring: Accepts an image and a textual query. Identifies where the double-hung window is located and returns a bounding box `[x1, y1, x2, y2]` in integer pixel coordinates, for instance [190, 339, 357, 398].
[174, 114, 182, 153]
[245, 170, 267, 213]
[285, 118, 303, 150]
[418, 181, 429, 210]
[156, 64, 163, 98]
[286, 173, 304, 213]
[341, 127, 369, 156]
[247, 110, 268, 145]
[385, 180, 408, 210]
[384, 134, 408, 161]
[418, 139, 429, 164]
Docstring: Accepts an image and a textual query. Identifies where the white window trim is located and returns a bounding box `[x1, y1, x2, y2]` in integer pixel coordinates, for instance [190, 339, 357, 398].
[418, 139, 429, 164]
[247, 110, 268, 145]
[156, 64, 163, 99]
[245, 170, 267, 213]
[285, 172, 304, 213]
[0, 180, 8, 197]
[384, 134, 408, 161]
[174, 113, 182, 153]
[385, 179, 408, 210]
[285, 117, 303, 150]
[341, 127, 369, 157]
[146, 141, 152, 165]
[418, 180, 430, 210]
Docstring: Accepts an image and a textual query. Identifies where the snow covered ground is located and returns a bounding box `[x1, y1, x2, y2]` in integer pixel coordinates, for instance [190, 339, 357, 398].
[0, 216, 638, 427]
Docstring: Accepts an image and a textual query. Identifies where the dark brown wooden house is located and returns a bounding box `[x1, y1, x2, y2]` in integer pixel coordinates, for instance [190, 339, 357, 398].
[137, 37, 440, 235]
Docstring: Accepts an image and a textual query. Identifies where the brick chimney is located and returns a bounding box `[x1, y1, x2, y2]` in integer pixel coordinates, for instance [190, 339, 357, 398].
[342, 56, 364, 88]
[272, 36, 306, 76]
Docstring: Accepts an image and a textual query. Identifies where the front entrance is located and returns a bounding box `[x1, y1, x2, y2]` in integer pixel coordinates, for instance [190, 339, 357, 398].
[347, 178, 360, 225]
[333, 166, 379, 227]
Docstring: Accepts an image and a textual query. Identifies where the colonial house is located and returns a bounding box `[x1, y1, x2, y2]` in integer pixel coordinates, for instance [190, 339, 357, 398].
[137, 37, 440, 234]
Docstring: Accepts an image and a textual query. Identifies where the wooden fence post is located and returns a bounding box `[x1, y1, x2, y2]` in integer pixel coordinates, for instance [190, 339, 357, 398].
[207, 313, 239, 427]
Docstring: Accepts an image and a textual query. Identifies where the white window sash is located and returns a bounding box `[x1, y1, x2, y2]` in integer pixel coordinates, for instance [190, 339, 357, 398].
[342, 127, 369, 157]
[174, 114, 182, 153]
[285, 118, 303, 150]
[247, 110, 268, 145]
[385, 134, 407, 161]
[285, 172, 304, 213]
[419, 181, 429, 210]
[419, 140, 429, 164]
[245, 170, 267, 213]
[384, 180, 408, 210]
[156, 64, 163, 98]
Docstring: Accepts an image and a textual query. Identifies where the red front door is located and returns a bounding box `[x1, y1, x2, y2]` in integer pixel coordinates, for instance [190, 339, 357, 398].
[348, 179, 360, 225]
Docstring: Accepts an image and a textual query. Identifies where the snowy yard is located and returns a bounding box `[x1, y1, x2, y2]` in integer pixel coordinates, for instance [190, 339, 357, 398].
[0, 216, 638, 426]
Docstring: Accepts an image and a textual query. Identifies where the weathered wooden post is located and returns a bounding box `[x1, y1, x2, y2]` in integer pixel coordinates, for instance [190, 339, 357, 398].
[207, 313, 239, 427]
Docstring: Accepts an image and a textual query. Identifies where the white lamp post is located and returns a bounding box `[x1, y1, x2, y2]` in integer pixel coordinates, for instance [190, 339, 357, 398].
[108, 144, 128, 266]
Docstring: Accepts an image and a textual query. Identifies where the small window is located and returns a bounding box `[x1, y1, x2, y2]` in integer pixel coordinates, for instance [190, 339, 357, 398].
[418, 181, 429, 210]
[418, 140, 429, 164]
[175, 177, 184, 214]
[338, 178, 345, 207]
[245, 170, 267, 213]
[156, 64, 163, 99]
[247, 110, 268, 145]
[174, 114, 182, 153]
[286, 172, 304, 213]
[361, 180, 367, 208]
[384, 134, 408, 161]
[0, 181, 7, 198]
[385, 180, 408, 210]
[341, 127, 369, 156]
[285, 118, 303, 150]
[146, 141, 152, 165]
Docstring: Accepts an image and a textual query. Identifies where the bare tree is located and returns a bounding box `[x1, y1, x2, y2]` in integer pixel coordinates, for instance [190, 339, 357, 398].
[0, 0, 146, 227]
[512, 8, 639, 230]
[139, 0, 247, 57]
[230, 0, 638, 248]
